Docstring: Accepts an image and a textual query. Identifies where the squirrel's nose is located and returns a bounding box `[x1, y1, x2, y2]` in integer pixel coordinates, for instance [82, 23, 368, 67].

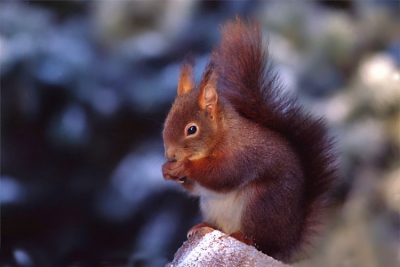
[165, 147, 175, 161]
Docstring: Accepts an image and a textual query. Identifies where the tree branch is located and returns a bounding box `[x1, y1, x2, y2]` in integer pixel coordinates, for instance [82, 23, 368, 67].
[166, 227, 292, 267]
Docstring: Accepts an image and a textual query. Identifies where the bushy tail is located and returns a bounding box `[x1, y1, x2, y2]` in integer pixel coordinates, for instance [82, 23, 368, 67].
[211, 18, 337, 259]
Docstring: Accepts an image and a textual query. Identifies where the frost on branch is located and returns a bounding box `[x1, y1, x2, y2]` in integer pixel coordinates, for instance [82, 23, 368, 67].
[166, 227, 292, 267]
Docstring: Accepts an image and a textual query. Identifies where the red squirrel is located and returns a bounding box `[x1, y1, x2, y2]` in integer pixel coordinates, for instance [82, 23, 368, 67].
[162, 18, 337, 263]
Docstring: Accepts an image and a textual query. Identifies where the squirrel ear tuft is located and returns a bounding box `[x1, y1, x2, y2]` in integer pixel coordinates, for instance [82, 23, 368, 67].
[199, 71, 218, 117]
[177, 59, 195, 97]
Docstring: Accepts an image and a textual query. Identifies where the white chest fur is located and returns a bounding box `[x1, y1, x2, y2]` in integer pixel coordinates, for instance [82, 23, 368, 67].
[195, 185, 246, 234]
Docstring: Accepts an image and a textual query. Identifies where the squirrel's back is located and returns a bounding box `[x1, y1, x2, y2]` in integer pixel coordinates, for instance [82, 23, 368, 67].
[211, 18, 337, 259]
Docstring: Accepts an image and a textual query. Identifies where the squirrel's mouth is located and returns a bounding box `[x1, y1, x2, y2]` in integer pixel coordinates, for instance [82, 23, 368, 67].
[178, 177, 187, 183]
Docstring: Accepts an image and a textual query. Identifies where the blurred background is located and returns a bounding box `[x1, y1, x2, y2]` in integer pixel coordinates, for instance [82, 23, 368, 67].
[1, 0, 399, 266]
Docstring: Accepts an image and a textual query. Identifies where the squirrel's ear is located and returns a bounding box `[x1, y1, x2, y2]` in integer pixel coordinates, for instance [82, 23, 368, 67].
[177, 61, 194, 97]
[199, 71, 218, 117]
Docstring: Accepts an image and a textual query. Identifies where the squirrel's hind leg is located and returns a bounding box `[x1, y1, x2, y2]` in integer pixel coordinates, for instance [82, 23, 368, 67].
[187, 223, 255, 248]
[230, 231, 255, 247]
[187, 222, 217, 238]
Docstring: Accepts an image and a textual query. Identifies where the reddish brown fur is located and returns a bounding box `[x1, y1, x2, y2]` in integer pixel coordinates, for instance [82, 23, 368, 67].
[162, 18, 337, 263]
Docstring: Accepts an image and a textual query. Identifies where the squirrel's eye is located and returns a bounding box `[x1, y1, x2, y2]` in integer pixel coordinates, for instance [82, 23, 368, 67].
[187, 125, 197, 135]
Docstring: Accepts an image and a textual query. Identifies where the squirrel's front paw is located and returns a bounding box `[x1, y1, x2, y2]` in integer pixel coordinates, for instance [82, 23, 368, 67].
[162, 160, 187, 183]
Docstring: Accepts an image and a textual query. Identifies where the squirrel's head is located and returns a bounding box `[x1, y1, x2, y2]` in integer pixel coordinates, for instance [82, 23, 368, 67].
[163, 61, 221, 162]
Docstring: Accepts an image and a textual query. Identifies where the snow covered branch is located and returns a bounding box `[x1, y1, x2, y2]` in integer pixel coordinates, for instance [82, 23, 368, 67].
[166, 227, 291, 267]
